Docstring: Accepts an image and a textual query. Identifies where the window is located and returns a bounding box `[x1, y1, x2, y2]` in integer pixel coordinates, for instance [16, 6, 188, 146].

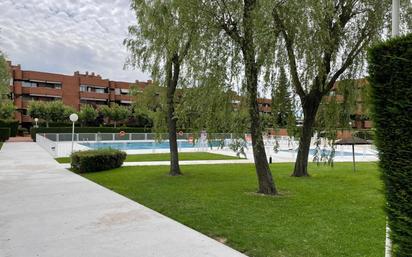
[95, 88, 105, 94]
[22, 81, 35, 88]
[80, 85, 107, 93]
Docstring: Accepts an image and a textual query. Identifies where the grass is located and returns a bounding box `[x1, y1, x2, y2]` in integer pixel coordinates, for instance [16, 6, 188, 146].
[0, 142, 2, 150]
[82, 162, 385, 257]
[55, 152, 240, 163]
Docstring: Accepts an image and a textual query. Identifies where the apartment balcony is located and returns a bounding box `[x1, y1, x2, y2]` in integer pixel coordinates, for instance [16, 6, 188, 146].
[21, 87, 62, 97]
[80, 91, 109, 101]
[114, 94, 132, 103]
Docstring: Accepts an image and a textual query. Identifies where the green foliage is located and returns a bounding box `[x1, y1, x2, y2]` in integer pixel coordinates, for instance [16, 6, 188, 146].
[27, 101, 75, 127]
[124, 0, 199, 83]
[368, 33, 412, 257]
[0, 100, 15, 120]
[79, 105, 98, 126]
[30, 126, 151, 141]
[176, 83, 249, 134]
[70, 149, 126, 173]
[315, 80, 359, 139]
[83, 162, 385, 257]
[0, 52, 10, 98]
[271, 67, 295, 129]
[0, 127, 10, 142]
[0, 120, 18, 137]
[100, 103, 130, 128]
[131, 84, 167, 133]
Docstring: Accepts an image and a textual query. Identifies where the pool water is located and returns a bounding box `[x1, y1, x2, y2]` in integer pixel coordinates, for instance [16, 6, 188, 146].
[80, 141, 374, 156]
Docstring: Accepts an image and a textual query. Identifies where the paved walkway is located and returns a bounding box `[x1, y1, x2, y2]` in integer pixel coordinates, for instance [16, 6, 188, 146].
[0, 142, 247, 257]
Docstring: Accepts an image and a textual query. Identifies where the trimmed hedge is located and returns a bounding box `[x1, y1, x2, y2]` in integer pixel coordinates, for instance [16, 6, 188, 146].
[0, 127, 10, 142]
[0, 120, 19, 137]
[368, 33, 412, 257]
[30, 127, 151, 141]
[70, 149, 126, 173]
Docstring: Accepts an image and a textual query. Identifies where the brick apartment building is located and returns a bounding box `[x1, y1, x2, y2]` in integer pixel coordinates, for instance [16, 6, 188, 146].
[8, 62, 276, 126]
[8, 62, 151, 125]
[7, 62, 369, 131]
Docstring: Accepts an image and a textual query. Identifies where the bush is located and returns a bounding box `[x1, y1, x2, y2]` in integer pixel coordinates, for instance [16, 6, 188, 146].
[71, 149, 126, 173]
[0, 127, 10, 142]
[368, 33, 412, 257]
[0, 120, 19, 137]
[353, 130, 375, 141]
[30, 127, 152, 141]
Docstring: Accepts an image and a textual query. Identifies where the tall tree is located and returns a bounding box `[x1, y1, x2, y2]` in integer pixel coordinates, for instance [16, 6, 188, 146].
[125, 0, 198, 176]
[271, 67, 295, 128]
[0, 100, 15, 120]
[272, 0, 390, 176]
[199, 0, 278, 194]
[0, 52, 10, 99]
[100, 103, 130, 128]
[79, 104, 98, 127]
[27, 101, 75, 127]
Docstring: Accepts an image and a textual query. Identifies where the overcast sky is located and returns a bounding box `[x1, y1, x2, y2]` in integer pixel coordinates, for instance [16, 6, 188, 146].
[0, 0, 150, 82]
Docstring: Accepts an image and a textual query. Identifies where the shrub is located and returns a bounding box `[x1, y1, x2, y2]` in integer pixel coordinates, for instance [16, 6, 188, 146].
[353, 130, 374, 141]
[0, 120, 18, 137]
[30, 127, 152, 141]
[368, 33, 412, 257]
[0, 127, 10, 142]
[70, 149, 126, 173]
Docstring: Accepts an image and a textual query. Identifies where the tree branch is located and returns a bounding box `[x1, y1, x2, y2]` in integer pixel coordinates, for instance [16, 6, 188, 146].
[272, 7, 306, 99]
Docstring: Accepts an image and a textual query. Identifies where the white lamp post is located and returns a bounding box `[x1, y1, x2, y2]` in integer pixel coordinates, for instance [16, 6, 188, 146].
[392, 0, 400, 37]
[69, 113, 78, 154]
[34, 118, 39, 128]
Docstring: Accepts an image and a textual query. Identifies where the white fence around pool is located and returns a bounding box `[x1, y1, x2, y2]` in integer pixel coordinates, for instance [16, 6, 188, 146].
[35, 132, 378, 162]
[36, 132, 250, 157]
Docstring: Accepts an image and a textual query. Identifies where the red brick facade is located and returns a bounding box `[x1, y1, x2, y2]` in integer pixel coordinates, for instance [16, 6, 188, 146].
[8, 62, 151, 124]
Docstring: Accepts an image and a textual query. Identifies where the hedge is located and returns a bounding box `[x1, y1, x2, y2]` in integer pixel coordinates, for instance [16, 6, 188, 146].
[0, 120, 19, 137]
[30, 127, 152, 141]
[70, 149, 126, 173]
[0, 127, 10, 142]
[368, 33, 412, 257]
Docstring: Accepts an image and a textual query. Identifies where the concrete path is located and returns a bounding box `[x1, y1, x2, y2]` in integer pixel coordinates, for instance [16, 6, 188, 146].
[0, 142, 247, 257]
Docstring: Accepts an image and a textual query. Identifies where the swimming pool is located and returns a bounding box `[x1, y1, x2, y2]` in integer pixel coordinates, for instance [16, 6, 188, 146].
[80, 141, 221, 150]
[80, 141, 374, 156]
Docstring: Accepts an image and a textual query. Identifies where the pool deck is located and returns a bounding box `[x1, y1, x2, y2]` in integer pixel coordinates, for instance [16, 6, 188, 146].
[0, 142, 247, 257]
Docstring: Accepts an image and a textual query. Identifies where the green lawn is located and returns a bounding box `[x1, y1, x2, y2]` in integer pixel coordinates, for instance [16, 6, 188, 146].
[55, 152, 240, 163]
[82, 162, 385, 257]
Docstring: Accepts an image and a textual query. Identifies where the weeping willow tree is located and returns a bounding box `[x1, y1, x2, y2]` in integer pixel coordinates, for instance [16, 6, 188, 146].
[194, 0, 279, 195]
[272, 0, 390, 177]
[124, 0, 200, 176]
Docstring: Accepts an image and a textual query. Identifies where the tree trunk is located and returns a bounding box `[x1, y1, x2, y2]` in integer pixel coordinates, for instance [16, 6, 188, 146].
[242, 0, 276, 195]
[166, 56, 181, 176]
[292, 94, 321, 177]
[114, 121, 117, 128]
